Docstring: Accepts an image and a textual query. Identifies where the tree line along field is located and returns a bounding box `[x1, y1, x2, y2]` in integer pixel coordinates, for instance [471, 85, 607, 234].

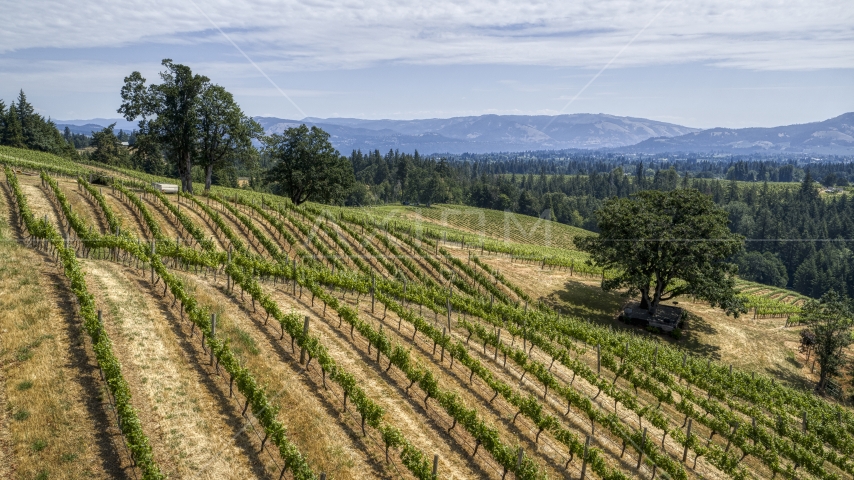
[1, 145, 853, 480]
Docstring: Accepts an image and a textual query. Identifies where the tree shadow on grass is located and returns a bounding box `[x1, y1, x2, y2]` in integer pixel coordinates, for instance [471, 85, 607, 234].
[545, 279, 628, 323]
[544, 279, 723, 360]
[676, 311, 721, 360]
[765, 363, 815, 393]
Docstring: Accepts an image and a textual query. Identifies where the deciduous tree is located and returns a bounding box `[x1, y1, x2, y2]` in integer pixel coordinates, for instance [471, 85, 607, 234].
[799, 291, 854, 395]
[196, 84, 261, 191]
[264, 124, 354, 205]
[575, 188, 745, 315]
[118, 59, 209, 192]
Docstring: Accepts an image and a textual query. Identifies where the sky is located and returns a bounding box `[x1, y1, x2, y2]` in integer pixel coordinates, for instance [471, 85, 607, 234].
[1, 0, 852, 129]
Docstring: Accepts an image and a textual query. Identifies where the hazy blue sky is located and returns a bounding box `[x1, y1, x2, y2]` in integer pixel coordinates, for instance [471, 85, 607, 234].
[1, 0, 852, 128]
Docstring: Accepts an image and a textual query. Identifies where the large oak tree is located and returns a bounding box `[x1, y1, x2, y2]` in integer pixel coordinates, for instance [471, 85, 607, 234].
[575, 188, 746, 316]
[264, 125, 354, 205]
[118, 59, 209, 193]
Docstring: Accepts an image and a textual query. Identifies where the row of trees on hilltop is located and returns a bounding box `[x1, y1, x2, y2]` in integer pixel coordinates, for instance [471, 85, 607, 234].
[0, 90, 77, 157]
[118, 59, 262, 192]
[115, 59, 354, 201]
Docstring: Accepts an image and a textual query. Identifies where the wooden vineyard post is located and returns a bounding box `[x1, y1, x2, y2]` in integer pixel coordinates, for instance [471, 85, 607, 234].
[432, 455, 439, 479]
[517, 448, 524, 473]
[150, 240, 156, 283]
[597, 344, 601, 375]
[210, 313, 217, 366]
[682, 418, 692, 463]
[226, 245, 232, 291]
[637, 427, 647, 469]
[751, 417, 756, 445]
[580, 435, 590, 480]
[523, 320, 527, 353]
[447, 298, 452, 331]
[98, 310, 103, 325]
[371, 274, 376, 314]
[495, 329, 501, 361]
[300, 316, 310, 365]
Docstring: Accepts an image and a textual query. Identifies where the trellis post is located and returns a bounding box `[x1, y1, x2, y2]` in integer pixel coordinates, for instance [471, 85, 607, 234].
[637, 427, 647, 469]
[210, 313, 217, 365]
[682, 418, 692, 462]
[580, 435, 590, 480]
[300, 316, 310, 365]
[150, 240, 156, 283]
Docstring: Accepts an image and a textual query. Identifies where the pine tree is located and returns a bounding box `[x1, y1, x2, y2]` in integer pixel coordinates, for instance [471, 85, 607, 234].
[3, 103, 25, 148]
[15, 90, 35, 146]
[0, 100, 5, 141]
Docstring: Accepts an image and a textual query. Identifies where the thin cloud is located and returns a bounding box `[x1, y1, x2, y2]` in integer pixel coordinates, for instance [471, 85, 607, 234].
[2, 0, 852, 71]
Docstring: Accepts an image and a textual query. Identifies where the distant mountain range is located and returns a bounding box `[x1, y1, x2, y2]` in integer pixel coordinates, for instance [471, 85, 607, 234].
[55, 112, 854, 155]
[55, 118, 138, 136]
[618, 113, 854, 154]
[254, 114, 699, 154]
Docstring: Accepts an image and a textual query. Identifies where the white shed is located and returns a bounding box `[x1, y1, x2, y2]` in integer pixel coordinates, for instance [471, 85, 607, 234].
[152, 183, 179, 194]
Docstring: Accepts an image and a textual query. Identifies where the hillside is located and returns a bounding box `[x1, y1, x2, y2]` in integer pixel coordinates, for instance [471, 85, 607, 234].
[2, 146, 853, 480]
[625, 112, 854, 154]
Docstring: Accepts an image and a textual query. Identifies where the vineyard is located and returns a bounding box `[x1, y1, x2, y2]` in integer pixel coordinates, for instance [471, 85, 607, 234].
[1, 144, 853, 480]
[735, 280, 809, 322]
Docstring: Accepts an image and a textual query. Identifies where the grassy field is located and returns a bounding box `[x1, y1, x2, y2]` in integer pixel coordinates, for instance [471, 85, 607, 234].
[2, 146, 853, 480]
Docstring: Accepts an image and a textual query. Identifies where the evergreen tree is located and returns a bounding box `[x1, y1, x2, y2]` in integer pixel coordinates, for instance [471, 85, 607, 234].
[0, 100, 5, 141]
[15, 90, 36, 146]
[90, 123, 130, 167]
[3, 103, 25, 148]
